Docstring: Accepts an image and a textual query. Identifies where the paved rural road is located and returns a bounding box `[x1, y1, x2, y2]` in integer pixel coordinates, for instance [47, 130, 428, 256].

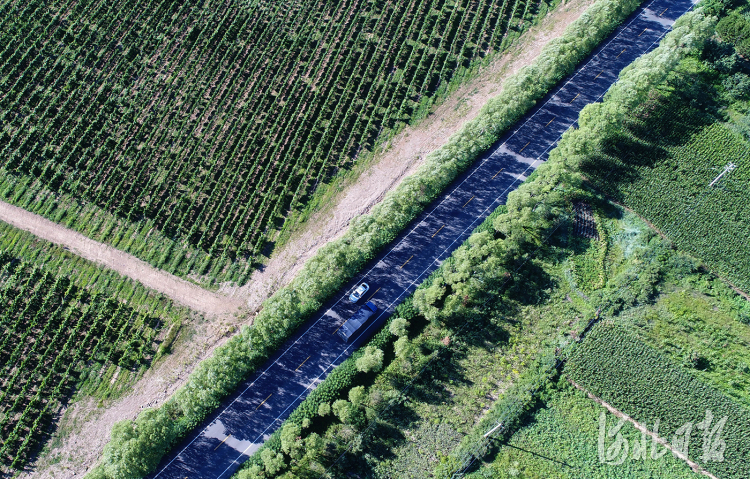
[150, 0, 695, 476]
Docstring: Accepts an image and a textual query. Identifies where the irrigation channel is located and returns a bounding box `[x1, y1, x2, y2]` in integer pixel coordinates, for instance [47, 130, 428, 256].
[149, 0, 695, 476]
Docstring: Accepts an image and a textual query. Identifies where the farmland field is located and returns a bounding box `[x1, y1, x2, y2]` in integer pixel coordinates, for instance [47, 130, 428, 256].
[0, 221, 180, 474]
[0, 255, 168, 473]
[566, 321, 750, 479]
[0, 0, 552, 285]
[465, 379, 698, 479]
[578, 59, 750, 292]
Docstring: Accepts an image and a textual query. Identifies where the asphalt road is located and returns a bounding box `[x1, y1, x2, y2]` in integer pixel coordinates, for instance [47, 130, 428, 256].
[149, 0, 695, 476]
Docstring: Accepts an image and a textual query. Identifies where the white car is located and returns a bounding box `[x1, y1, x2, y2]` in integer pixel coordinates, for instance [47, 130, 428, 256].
[349, 283, 369, 303]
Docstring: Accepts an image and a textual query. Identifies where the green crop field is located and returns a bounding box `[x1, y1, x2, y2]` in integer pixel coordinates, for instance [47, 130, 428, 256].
[466, 379, 698, 479]
[566, 322, 750, 479]
[578, 58, 750, 293]
[0, 221, 182, 474]
[0, 256, 165, 472]
[0, 0, 551, 285]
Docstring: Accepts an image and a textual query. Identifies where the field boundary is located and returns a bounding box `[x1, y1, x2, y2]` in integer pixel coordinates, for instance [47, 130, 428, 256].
[0, 200, 243, 317]
[568, 378, 720, 479]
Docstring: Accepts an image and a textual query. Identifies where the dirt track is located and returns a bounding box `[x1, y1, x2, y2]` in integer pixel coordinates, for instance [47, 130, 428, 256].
[0, 200, 244, 317]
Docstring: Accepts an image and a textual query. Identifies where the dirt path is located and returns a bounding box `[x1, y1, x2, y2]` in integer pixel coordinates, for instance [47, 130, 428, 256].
[568, 378, 720, 479]
[0, 200, 244, 317]
[22, 1, 599, 477]
[226, 0, 599, 310]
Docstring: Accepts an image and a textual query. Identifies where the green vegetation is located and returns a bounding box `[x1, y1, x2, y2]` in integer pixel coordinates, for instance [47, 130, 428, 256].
[465, 379, 698, 479]
[626, 286, 750, 407]
[563, 2, 749, 292]
[716, 10, 750, 56]
[567, 322, 750, 478]
[0, 221, 185, 474]
[0, 221, 185, 314]
[0, 0, 556, 286]
[579, 95, 750, 293]
[89, 0, 650, 475]
[0, 239, 180, 474]
[445, 207, 750, 478]
[446, 7, 750, 478]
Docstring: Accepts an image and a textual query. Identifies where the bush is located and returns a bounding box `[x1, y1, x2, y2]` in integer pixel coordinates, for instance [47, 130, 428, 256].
[348, 386, 367, 406]
[699, 0, 740, 16]
[355, 346, 384, 373]
[331, 399, 355, 423]
[716, 13, 750, 45]
[722, 72, 750, 99]
[394, 336, 410, 358]
[317, 402, 330, 417]
[388, 317, 410, 337]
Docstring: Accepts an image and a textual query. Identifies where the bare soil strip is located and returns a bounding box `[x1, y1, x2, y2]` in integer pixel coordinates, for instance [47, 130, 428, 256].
[568, 378, 720, 479]
[0, 200, 244, 317]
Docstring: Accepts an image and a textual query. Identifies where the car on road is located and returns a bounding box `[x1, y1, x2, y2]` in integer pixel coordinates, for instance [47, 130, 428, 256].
[349, 282, 369, 302]
[337, 301, 378, 343]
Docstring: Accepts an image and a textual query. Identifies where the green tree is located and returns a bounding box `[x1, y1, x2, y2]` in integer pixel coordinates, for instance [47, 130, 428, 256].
[260, 449, 286, 475]
[348, 386, 367, 407]
[394, 336, 410, 358]
[717, 13, 750, 45]
[102, 407, 178, 479]
[236, 463, 265, 479]
[280, 423, 303, 460]
[388, 317, 410, 337]
[355, 346, 384, 373]
[723, 72, 750, 100]
[332, 399, 355, 423]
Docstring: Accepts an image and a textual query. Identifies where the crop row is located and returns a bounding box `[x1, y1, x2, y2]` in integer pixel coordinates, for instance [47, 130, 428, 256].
[0, 255, 160, 473]
[580, 97, 750, 293]
[566, 322, 750, 479]
[0, 0, 543, 284]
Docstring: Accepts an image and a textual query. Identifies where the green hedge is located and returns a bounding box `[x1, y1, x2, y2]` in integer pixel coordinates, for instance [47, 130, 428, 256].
[87, 0, 656, 475]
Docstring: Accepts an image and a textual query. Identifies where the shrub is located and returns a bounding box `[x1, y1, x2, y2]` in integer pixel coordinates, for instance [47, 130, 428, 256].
[722, 72, 750, 99]
[388, 317, 410, 337]
[394, 336, 410, 358]
[716, 13, 750, 45]
[355, 346, 384, 373]
[348, 386, 367, 407]
[317, 402, 331, 417]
